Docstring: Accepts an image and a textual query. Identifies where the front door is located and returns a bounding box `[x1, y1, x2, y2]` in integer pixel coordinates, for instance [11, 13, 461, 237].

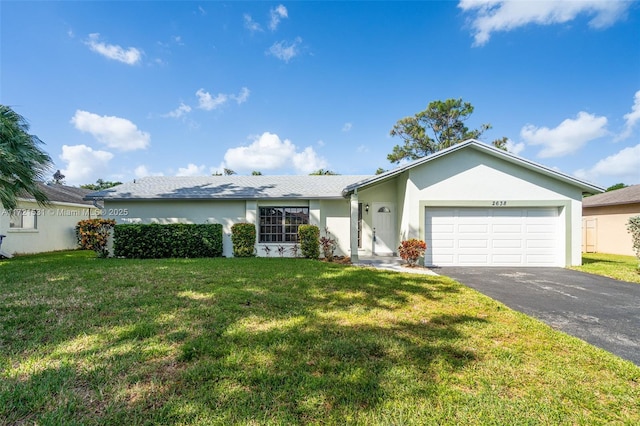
[373, 202, 395, 255]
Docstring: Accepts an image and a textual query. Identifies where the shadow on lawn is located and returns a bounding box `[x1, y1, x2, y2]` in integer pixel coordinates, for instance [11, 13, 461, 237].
[1, 257, 486, 424]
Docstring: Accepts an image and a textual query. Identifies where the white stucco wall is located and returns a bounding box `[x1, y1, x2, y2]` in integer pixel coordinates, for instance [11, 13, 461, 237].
[401, 150, 583, 266]
[0, 200, 99, 255]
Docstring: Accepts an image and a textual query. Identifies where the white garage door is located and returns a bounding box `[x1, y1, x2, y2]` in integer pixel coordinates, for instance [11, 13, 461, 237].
[425, 207, 560, 266]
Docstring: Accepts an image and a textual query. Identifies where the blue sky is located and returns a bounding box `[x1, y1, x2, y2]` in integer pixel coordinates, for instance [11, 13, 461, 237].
[2, 1, 639, 188]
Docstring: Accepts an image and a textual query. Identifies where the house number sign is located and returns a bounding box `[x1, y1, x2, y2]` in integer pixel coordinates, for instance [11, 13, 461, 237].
[491, 201, 507, 206]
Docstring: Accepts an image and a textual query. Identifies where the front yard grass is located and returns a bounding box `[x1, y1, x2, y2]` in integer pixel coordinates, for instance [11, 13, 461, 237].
[1, 251, 639, 425]
[570, 252, 640, 284]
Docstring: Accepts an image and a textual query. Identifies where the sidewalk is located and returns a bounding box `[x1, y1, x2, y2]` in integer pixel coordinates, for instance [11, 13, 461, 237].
[354, 256, 439, 276]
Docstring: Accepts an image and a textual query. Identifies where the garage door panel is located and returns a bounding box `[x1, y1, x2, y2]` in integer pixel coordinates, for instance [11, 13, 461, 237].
[491, 254, 523, 264]
[458, 224, 489, 233]
[526, 239, 555, 248]
[432, 223, 455, 233]
[459, 254, 489, 264]
[492, 224, 522, 233]
[493, 239, 522, 248]
[431, 238, 454, 248]
[458, 239, 489, 248]
[526, 224, 555, 233]
[526, 254, 557, 264]
[425, 207, 560, 267]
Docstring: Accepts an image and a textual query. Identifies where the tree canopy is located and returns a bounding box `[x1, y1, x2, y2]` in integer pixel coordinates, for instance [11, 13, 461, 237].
[0, 105, 52, 210]
[309, 169, 339, 175]
[80, 179, 123, 191]
[606, 183, 627, 192]
[388, 98, 505, 164]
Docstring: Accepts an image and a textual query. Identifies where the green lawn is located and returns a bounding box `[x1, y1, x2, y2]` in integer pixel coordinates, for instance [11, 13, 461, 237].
[1, 251, 638, 425]
[570, 252, 640, 284]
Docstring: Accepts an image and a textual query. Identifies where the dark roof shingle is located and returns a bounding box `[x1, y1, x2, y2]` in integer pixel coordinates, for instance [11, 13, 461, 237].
[20, 183, 94, 206]
[582, 184, 640, 207]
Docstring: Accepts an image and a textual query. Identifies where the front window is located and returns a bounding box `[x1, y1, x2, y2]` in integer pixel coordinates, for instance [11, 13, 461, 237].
[259, 207, 309, 242]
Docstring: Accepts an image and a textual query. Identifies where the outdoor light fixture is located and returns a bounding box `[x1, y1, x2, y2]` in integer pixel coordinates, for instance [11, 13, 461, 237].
[365, 203, 369, 213]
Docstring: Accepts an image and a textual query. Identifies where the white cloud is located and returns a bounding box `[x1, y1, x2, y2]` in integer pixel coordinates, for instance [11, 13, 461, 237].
[196, 89, 228, 111]
[224, 132, 327, 173]
[71, 110, 150, 151]
[458, 0, 632, 46]
[293, 147, 327, 174]
[176, 163, 207, 176]
[134, 165, 163, 178]
[231, 87, 250, 104]
[504, 139, 525, 155]
[60, 144, 114, 186]
[85, 33, 142, 65]
[163, 102, 192, 118]
[574, 144, 640, 184]
[520, 111, 608, 158]
[270, 4, 288, 31]
[342, 122, 353, 132]
[196, 87, 250, 110]
[616, 89, 640, 141]
[244, 14, 263, 32]
[357, 145, 369, 153]
[268, 37, 302, 62]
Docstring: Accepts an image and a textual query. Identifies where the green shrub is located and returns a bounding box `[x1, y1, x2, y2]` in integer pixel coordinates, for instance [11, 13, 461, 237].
[114, 223, 223, 259]
[298, 224, 320, 259]
[76, 219, 116, 258]
[398, 239, 427, 266]
[231, 223, 256, 257]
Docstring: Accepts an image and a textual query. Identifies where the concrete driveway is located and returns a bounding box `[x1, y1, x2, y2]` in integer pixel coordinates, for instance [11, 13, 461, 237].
[436, 267, 640, 366]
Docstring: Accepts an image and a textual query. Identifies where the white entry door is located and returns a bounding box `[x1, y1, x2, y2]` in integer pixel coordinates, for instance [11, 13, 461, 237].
[373, 202, 396, 255]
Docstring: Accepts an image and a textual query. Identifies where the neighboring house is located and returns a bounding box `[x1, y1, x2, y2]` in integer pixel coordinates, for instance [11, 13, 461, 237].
[582, 184, 640, 256]
[0, 183, 100, 255]
[86, 140, 602, 266]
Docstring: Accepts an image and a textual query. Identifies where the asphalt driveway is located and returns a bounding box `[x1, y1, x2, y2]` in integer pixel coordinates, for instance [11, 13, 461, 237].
[437, 267, 640, 366]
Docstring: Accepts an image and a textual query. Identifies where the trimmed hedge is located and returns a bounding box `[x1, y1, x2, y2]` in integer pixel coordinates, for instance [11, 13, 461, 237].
[298, 224, 320, 259]
[114, 223, 223, 259]
[231, 223, 256, 257]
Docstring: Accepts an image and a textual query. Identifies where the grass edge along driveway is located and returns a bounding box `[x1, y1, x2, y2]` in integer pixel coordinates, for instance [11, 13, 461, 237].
[1, 251, 639, 425]
[570, 252, 640, 284]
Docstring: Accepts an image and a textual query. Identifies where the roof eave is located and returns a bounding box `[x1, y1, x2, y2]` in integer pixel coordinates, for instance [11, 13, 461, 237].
[342, 139, 605, 195]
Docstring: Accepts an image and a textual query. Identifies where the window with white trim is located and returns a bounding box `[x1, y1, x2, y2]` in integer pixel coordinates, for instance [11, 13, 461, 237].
[9, 210, 37, 230]
[259, 207, 309, 242]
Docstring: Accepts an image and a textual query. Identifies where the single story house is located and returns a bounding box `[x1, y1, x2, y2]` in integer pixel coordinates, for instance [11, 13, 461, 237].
[582, 184, 640, 256]
[86, 140, 603, 266]
[0, 183, 100, 256]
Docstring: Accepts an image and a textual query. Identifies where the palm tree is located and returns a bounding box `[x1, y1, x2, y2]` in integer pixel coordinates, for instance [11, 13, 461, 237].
[0, 105, 52, 210]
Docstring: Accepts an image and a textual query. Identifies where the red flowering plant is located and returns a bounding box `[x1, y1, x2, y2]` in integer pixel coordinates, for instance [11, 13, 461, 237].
[398, 239, 427, 267]
[75, 219, 116, 258]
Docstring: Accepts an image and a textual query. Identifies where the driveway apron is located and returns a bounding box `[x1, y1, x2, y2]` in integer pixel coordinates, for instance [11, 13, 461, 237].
[437, 267, 640, 366]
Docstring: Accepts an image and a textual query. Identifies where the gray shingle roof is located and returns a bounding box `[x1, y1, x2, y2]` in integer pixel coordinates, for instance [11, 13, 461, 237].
[20, 183, 94, 206]
[582, 184, 640, 207]
[84, 175, 372, 201]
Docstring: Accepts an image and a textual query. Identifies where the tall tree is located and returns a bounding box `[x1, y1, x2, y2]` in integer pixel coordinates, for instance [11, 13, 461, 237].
[251, 171, 263, 175]
[0, 105, 52, 210]
[388, 98, 505, 164]
[80, 179, 122, 191]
